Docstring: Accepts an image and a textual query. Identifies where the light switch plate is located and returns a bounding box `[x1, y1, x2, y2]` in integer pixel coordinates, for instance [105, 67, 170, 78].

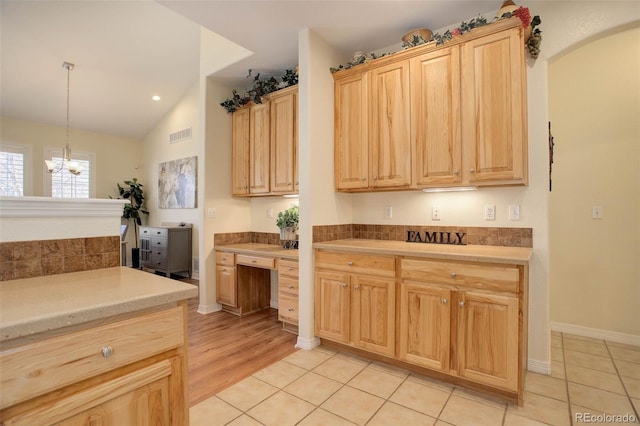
[509, 205, 520, 221]
[207, 208, 217, 218]
[592, 206, 604, 219]
[384, 206, 393, 219]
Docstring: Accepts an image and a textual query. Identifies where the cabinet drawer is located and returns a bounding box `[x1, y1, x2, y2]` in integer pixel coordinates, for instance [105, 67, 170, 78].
[236, 254, 275, 269]
[278, 294, 298, 323]
[315, 250, 395, 277]
[0, 307, 184, 410]
[278, 259, 299, 278]
[216, 252, 235, 266]
[279, 276, 299, 296]
[401, 258, 520, 293]
[151, 238, 167, 249]
[140, 227, 167, 238]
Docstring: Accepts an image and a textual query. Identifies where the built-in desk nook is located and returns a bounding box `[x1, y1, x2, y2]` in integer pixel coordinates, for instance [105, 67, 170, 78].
[215, 243, 299, 332]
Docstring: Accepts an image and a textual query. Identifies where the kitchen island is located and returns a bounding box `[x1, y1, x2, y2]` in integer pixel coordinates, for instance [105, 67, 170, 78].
[0, 267, 198, 425]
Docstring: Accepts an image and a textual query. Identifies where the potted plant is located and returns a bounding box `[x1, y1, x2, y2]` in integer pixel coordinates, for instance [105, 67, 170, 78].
[276, 204, 299, 241]
[116, 178, 149, 268]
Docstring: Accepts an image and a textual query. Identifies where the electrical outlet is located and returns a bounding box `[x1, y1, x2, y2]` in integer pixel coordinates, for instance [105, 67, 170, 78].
[484, 204, 496, 221]
[432, 206, 441, 221]
[384, 206, 393, 219]
[592, 206, 604, 219]
[267, 208, 274, 218]
[509, 204, 520, 221]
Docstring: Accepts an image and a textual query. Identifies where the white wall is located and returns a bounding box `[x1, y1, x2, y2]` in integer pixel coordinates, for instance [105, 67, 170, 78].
[141, 82, 201, 272]
[549, 27, 640, 341]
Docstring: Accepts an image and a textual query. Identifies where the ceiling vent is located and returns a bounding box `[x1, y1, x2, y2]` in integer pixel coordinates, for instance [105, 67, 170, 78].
[169, 126, 192, 144]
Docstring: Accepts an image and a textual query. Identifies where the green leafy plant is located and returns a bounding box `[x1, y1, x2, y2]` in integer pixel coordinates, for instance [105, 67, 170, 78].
[276, 205, 299, 230]
[220, 68, 298, 113]
[115, 178, 149, 247]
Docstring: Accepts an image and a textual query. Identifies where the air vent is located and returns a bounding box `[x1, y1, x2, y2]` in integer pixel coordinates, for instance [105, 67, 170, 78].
[169, 126, 192, 144]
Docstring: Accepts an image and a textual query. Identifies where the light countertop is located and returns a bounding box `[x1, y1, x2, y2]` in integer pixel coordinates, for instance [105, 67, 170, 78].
[312, 239, 532, 264]
[0, 267, 198, 342]
[216, 243, 299, 260]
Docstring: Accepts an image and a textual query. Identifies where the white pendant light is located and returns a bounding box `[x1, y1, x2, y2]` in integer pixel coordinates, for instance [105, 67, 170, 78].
[45, 61, 82, 176]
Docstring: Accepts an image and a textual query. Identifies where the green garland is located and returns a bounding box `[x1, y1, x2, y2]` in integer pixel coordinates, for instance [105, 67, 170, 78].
[330, 11, 542, 73]
[220, 68, 298, 113]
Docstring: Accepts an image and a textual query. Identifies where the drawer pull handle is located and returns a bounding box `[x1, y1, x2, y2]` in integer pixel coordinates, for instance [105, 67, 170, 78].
[288, 308, 294, 312]
[450, 272, 457, 278]
[252, 260, 257, 263]
[442, 298, 448, 305]
[458, 301, 465, 308]
[101, 346, 114, 358]
[347, 262, 353, 266]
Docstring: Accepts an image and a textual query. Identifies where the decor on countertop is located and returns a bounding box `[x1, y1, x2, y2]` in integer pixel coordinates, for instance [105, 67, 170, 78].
[406, 230, 467, 246]
[330, 6, 542, 73]
[276, 204, 299, 249]
[158, 156, 197, 209]
[45, 61, 82, 175]
[220, 68, 298, 113]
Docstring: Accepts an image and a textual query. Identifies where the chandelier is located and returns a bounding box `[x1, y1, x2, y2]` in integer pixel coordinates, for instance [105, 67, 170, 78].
[45, 61, 82, 175]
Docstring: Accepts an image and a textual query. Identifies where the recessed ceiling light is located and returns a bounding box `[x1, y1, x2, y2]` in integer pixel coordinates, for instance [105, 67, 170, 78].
[152, 95, 161, 101]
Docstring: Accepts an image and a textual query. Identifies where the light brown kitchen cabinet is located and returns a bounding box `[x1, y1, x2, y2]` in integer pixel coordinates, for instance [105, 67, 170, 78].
[249, 102, 271, 194]
[270, 86, 298, 194]
[315, 251, 395, 357]
[333, 18, 527, 191]
[230, 86, 298, 197]
[461, 25, 528, 186]
[216, 252, 237, 307]
[369, 61, 412, 188]
[410, 45, 463, 187]
[334, 71, 369, 190]
[278, 258, 299, 330]
[232, 107, 250, 195]
[0, 306, 189, 425]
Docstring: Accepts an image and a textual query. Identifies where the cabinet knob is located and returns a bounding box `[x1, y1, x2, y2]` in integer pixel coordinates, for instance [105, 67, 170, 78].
[101, 346, 114, 358]
[252, 260, 257, 263]
[347, 261, 353, 266]
[453, 169, 459, 175]
[361, 177, 366, 181]
[354, 285, 359, 290]
[470, 169, 476, 173]
[373, 176, 377, 180]
[458, 301, 465, 308]
[442, 298, 448, 304]
[288, 182, 292, 185]
[450, 272, 457, 278]
[288, 268, 293, 272]
[288, 308, 294, 312]
[341, 283, 347, 288]
[287, 285, 293, 289]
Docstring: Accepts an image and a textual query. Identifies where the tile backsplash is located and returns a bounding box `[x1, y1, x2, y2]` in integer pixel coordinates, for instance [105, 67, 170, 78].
[214, 232, 280, 246]
[313, 224, 532, 248]
[0, 236, 120, 281]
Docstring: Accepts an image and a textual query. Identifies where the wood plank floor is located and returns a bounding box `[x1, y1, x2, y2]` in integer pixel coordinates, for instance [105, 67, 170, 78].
[185, 294, 299, 406]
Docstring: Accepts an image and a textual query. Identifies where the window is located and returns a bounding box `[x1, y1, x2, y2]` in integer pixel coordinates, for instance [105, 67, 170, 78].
[0, 144, 32, 196]
[44, 148, 95, 198]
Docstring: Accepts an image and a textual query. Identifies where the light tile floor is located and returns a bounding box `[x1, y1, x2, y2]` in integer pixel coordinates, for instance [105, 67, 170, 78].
[190, 332, 640, 426]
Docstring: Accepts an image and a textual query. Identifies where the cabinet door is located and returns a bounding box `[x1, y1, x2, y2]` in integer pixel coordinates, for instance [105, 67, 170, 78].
[249, 103, 271, 194]
[461, 26, 527, 185]
[369, 61, 412, 188]
[270, 88, 297, 194]
[399, 281, 451, 371]
[457, 291, 519, 391]
[315, 271, 350, 343]
[334, 71, 369, 190]
[232, 108, 251, 195]
[216, 265, 237, 307]
[411, 46, 462, 187]
[351, 275, 395, 357]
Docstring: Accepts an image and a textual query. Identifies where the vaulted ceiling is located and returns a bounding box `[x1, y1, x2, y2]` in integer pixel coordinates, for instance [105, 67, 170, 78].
[0, 0, 501, 140]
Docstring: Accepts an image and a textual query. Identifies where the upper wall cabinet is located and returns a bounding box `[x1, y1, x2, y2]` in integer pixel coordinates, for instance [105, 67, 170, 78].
[231, 85, 298, 197]
[333, 18, 528, 192]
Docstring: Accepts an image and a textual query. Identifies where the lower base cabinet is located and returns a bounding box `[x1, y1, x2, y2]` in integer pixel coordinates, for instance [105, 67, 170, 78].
[315, 249, 527, 403]
[0, 305, 189, 425]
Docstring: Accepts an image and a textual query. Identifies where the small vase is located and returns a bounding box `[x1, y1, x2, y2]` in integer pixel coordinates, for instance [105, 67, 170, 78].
[280, 227, 296, 241]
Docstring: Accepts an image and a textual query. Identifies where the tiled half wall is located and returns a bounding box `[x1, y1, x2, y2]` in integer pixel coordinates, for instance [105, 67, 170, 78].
[215, 225, 532, 248]
[0, 236, 121, 281]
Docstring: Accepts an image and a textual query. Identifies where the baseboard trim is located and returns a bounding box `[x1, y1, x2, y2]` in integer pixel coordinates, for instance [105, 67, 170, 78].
[528, 358, 551, 374]
[296, 336, 320, 350]
[197, 303, 221, 314]
[551, 322, 640, 346]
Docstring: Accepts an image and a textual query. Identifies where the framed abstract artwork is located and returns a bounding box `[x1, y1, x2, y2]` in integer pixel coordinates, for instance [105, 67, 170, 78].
[158, 156, 197, 208]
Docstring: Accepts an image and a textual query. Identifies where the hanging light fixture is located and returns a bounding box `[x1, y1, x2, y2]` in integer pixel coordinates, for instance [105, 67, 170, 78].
[45, 61, 82, 175]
